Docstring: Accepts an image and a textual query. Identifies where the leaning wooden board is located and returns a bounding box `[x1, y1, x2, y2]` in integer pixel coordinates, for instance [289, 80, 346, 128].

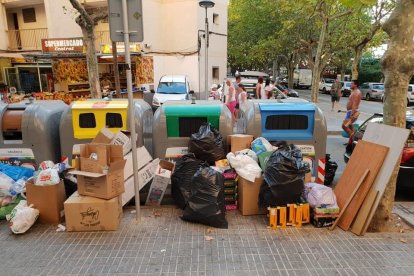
[351, 123, 410, 235]
[334, 140, 389, 231]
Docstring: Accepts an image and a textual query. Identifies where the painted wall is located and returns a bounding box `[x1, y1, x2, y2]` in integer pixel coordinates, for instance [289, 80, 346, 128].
[43, 0, 82, 38]
[0, 6, 8, 50]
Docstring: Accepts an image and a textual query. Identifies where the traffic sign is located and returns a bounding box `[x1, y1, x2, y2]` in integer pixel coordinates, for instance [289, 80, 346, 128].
[108, 0, 144, 42]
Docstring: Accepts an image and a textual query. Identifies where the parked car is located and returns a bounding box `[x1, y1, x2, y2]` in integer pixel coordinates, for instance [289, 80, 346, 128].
[344, 112, 414, 191]
[341, 81, 351, 97]
[359, 82, 384, 101]
[319, 78, 335, 94]
[407, 84, 414, 106]
[275, 84, 299, 97]
[152, 75, 193, 108]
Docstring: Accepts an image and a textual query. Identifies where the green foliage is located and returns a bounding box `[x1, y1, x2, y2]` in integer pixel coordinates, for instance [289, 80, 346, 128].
[358, 56, 383, 83]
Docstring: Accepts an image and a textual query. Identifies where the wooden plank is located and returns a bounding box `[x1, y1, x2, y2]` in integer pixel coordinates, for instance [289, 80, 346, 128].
[330, 169, 369, 231]
[351, 190, 379, 235]
[352, 123, 410, 235]
[334, 140, 389, 230]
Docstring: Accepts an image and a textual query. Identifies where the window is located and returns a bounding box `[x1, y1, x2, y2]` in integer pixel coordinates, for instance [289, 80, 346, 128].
[213, 13, 219, 24]
[106, 113, 123, 128]
[79, 113, 96, 128]
[265, 115, 308, 130]
[409, 86, 413, 92]
[22, 8, 36, 23]
[212, 67, 219, 79]
[179, 117, 207, 137]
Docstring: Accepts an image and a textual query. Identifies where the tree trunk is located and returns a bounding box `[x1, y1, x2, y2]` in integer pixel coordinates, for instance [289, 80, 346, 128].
[82, 28, 101, 98]
[369, 0, 414, 232]
[352, 46, 363, 80]
[311, 17, 328, 103]
[287, 66, 294, 89]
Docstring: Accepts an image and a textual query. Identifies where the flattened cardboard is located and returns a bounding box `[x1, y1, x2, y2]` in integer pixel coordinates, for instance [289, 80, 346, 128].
[92, 128, 132, 156]
[64, 192, 122, 232]
[26, 180, 66, 224]
[92, 128, 114, 144]
[121, 158, 159, 206]
[145, 160, 175, 206]
[227, 134, 254, 153]
[238, 176, 267, 215]
[124, 146, 153, 181]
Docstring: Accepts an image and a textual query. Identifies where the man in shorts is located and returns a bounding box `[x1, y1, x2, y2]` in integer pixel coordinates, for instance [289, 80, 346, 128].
[342, 79, 362, 137]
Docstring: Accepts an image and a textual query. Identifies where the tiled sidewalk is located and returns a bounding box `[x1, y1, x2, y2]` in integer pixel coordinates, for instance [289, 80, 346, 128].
[1, 206, 413, 276]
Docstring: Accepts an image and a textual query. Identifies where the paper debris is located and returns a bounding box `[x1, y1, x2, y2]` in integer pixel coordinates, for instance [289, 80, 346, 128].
[161, 249, 166, 252]
[206, 228, 214, 234]
[400, 238, 407, 243]
[204, 235, 215, 241]
[130, 210, 137, 214]
[153, 210, 162, 217]
[56, 224, 66, 232]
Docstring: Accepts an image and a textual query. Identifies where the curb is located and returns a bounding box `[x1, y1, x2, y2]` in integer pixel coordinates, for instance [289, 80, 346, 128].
[327, 130, 343, 136]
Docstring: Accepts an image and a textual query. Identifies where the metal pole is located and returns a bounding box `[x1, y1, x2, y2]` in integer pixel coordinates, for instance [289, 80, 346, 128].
[36, 61, 43, 92]
[121, 0, 141, 221]
[112, 41, 121, 98]
[204, 7, 209, 100]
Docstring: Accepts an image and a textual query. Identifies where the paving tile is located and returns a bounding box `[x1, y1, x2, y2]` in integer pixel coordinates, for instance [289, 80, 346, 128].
[1, 206, 414, 276]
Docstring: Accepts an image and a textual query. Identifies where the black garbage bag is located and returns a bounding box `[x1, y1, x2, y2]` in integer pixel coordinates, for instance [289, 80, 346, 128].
[181, 165, 228, 229]
[259, 142, 310, 207]
[324, 154, 338, 186]
[188, 123, 226, 164]
[171, 154, 206, 209]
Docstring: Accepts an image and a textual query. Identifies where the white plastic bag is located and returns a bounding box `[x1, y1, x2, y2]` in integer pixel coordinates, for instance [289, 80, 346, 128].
[235, 149, 258, 163]
[6, 200, 39, 234]
[0, 172, 14, 197]
[251, 137, 273, 156]
[35, 168, 60, 186]
[226, 152, 262, 182]
[304, 183, 338, 208]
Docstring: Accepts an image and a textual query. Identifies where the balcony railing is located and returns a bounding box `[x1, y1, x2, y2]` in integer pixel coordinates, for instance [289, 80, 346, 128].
[7, 28, 48, 51]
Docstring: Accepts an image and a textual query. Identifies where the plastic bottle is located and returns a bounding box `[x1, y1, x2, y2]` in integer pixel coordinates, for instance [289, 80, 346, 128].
[9, 177, 27, 196]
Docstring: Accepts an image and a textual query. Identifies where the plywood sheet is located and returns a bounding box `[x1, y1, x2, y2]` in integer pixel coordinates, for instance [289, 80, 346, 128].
[351, 190, 379, 235]
[351, 123, 410, 235]
[334, 140, 389, 230]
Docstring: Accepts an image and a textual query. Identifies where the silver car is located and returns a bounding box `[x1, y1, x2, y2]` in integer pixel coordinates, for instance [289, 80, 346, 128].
[360, 82, 384, 101]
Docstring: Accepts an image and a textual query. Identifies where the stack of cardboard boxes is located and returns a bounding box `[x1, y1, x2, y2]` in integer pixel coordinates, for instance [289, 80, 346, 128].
[65, 128, 157, 232]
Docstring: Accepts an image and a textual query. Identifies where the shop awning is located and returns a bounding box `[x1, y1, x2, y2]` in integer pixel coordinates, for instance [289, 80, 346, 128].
[0, 52, 25, 59]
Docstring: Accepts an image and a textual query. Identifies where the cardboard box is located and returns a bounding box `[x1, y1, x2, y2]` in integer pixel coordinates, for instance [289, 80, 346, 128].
[122, 158, 160, 206]
[145, 160, 175, 206]
[26, 180, 66, 224]
[227, 134, 254, 153]
[93, 128, 132, 156]
[64, 192, 122, 232]
[79, 144, 112, 173]
[123, 146, 153, 181]
[70, 158, 126, 199]
[238, 176, 267, 215]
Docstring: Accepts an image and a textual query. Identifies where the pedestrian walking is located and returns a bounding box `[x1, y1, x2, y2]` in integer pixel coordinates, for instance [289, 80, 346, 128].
[342, 79, 362, 138]
[330, 79, 342, 111]
[256, 76, 266, 99]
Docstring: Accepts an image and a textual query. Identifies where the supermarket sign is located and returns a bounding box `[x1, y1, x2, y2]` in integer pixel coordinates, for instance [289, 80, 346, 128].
[42, 38, 84, 53]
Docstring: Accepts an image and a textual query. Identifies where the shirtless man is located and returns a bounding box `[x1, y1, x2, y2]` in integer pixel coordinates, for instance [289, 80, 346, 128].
[342, 79, 362, 137]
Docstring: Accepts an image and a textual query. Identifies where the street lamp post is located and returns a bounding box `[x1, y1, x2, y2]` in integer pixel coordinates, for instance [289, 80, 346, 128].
[199, 0, 215, 100]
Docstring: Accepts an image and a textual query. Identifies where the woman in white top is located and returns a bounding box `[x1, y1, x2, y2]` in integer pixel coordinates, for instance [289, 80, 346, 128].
[256, 76, 266, 99]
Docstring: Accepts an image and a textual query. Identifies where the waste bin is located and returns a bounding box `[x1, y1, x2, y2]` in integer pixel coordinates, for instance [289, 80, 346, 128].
[0, 100, 68, 164]
[244, 100, 327, 172]
[152, 100, 233, 158]
[60, 99, 153, 161]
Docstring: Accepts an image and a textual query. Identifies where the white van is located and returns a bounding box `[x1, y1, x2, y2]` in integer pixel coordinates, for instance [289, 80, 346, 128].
[152, 75, 193, 107]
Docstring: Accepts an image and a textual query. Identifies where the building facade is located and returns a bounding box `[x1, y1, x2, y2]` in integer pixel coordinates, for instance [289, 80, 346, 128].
[0, 0, 228, 98]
